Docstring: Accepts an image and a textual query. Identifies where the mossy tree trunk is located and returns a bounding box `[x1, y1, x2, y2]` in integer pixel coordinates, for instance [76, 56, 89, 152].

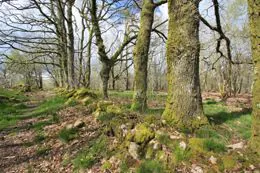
[247, 0, 260, 155]
[131, 0, 155, 112]
[67, 0, 76, 89]
[162, 0, 208, 130]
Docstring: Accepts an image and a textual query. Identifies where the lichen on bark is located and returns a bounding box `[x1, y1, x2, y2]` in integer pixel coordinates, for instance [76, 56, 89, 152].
[162, 0, 208, 130]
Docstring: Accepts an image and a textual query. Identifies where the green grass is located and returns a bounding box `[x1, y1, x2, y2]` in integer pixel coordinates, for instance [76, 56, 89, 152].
[0, 91, 66, 130]
[136, 160, 165, 173]
[173, 146, 191, 164]
[203, 138, 226, 153]
[58, 128, 79, 143]
[204, 101, 252, 140]
[0, 89, 28, 130]
[72, 135, 109, 170]
[0, 87, 28, 101]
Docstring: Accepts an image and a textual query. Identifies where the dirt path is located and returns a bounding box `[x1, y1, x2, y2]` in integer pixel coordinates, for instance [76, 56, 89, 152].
[0, 91, 99, 172]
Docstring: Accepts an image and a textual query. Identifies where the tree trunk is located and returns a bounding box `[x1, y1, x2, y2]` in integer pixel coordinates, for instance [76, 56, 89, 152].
[131, 0, 155, 111]
[67, 0, 76, 88]
[100, 62, 111, 99]
[111, 67, 116, 90]
[248, 0, 260, 155]
[84, 28, 93, 88]
[78, 15, 86, 88]
[162, 0, 208, 130]
[125, 51, 130, 90]
[38, 71, 43, 89]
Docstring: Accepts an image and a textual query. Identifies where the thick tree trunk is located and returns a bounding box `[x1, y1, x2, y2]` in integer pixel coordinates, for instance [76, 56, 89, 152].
[100, 62, 111, 99]
[248, 0, 260, 155]
[162, 0, 208, 130]
[57, 0, 69, 89]
[131, 0, 155, 111]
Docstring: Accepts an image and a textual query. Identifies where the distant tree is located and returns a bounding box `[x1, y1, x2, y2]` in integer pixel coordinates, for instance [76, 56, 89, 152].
[90, 0, 137, 98]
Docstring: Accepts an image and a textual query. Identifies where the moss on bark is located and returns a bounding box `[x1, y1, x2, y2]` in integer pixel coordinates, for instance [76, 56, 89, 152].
[247, 0, 260, 155]
[162, 0, 208, 130]
[132, 0, 155, 112]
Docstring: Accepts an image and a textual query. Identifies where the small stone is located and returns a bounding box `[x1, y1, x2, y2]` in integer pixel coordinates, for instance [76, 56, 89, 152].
[179, 141, 187, 150]
[128, 142, 140, 160]
[209, 156, 217, 164]
[120, 124, 127, 130]
[227, 142, 244, 150]
[73, 119, 85, 128]
[66, 124, 73, 130]
[249, 165, 255, 170]
[162, 120, 166, 124]
[170, 135, 181, 140]
[191, 164, 203, 173]
[153, 142, 162, 150]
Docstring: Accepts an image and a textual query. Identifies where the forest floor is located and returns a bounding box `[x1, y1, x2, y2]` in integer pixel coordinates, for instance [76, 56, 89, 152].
[0, 88, 259, 173]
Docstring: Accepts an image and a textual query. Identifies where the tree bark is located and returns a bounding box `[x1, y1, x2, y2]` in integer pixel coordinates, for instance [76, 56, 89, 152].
[67, 0, 76, 88]
[100, 62, 111, 99]
[248, 0, 260, 155]
[84, 28, 93, 88]
[131, 0, 155, 111]
[162, 0, 208, 130]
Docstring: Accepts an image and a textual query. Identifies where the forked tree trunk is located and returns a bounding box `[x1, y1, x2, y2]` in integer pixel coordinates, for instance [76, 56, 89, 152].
[248, 0, 260, 155]
[162, 0, 208, 130]
[131, 0, 155, 111]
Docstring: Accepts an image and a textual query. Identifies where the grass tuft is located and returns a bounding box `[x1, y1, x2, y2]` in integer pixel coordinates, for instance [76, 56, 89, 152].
[58, 128, 79, 143]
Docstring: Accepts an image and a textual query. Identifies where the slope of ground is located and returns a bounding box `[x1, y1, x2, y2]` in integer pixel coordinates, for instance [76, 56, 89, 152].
[0, 88, 259, 173]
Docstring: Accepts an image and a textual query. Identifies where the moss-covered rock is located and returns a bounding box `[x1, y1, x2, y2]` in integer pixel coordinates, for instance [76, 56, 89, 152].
[80, 96, 93, 106]
[106, 105, 122, 115]
[97, 101, 113, 111]
[73, 88, 97, 99]
[65, 90, 77, 98]
[65, 97, 78, 106]
[189, 138, 205, 154]
[127, 123, 155, 145]
[94, 110, 112, 121]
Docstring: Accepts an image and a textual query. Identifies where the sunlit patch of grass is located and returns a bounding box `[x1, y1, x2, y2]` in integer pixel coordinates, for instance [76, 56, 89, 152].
[25, 96, 67, 119]
[0, 95, 65, 130]
[204, 101, 252, 140]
